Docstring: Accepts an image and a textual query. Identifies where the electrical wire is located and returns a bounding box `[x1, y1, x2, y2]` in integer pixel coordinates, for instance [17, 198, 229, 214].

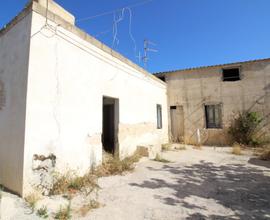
[76, 0, 154, 23]
[30, 0, 163, 88]
[112, 7, 138, 61]
[95, 28, 112, 37]
[33, 0, 144, 62]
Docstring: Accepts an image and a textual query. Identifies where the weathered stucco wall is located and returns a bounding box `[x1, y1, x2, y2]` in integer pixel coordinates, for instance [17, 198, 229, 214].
[165, 60, 270, 145]
[22, 4, 168, 196]
[0, 13, 32, 195]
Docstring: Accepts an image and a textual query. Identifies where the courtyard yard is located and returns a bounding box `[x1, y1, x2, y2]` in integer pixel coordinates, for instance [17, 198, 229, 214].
[1, 146, 270, 220]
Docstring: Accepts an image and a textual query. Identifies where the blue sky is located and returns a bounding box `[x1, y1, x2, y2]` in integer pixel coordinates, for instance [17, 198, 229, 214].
[1, 0, 270, 73]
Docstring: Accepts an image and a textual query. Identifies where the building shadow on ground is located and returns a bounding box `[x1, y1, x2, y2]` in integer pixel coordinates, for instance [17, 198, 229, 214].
[248, 158, 270, 169]
[130, 160, 270, 220]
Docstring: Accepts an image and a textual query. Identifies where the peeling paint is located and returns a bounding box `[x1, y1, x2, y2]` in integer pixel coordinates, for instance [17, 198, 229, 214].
[31, 153, 57, 195]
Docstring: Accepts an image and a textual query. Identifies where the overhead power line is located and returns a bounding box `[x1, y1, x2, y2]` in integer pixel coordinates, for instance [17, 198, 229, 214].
[76, 0, 154, 23]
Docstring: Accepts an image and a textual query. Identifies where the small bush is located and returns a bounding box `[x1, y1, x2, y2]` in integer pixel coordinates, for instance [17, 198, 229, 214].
[55, 202, 71, 220]
[228, 111, 263, 146]
[36, 206, 49, 219]
[231, 143, 242, 155]
[153, 154, 170, 163]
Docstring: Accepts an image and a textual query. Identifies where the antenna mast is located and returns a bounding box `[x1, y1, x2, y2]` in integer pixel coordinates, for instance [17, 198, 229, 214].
[142, 39, 158, 68]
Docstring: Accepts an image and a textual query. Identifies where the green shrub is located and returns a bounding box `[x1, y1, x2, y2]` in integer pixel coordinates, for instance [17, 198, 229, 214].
[228, 111, 263, 146]
[36, 206, 49, 219]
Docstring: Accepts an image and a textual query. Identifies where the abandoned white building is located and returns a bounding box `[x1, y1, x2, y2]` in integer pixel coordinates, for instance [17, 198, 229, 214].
[156, 58, 270, 146]
[0, 0, 168, 196]
[1, 0, 270, 198]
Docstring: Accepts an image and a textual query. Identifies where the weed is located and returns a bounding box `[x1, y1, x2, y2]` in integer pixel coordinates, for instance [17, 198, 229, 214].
[231, 143, 242, 155]
[162, 143, 172, 151]
[25, 192, 41, 211]
[55, 202, 71, 220]
[94, 150, 143, 177]
[162, 143, 186, 151]
[50, 150, 143, 197]
[50, 171, 99, 196]
[175, 145, 186, 150]
[153, 154, 170, 163]
[36, 206, 49, 219]
[78, 200, 101, 217]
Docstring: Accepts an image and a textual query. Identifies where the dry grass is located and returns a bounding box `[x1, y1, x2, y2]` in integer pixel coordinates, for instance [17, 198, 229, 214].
[94, 150, 143, 177]
[253, 147, 266, 156]
[50, 150, 143, 195]
[153, 154, 171, 163]
[54, 202, 72, 220]
[136, 146, 149, 157]
[162, 143, 186, 151]
[231, 143, 242, 155]
[78, 200, 101, 217]
[25, 192, 41, 211]
[253, 144, 270, 160]
[162, 143, 172, 151]
[175, 145, 186, 150]
[49, 171, 99, 196]
[193, 145, 202, 150]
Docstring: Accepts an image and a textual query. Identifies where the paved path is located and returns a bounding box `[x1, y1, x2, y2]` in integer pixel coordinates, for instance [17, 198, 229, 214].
[1, 146, 270, 220]
[87, 146, 270, 220]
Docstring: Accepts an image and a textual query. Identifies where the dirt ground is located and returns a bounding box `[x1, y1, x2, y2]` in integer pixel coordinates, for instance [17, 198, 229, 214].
[1, 145, 270, 220]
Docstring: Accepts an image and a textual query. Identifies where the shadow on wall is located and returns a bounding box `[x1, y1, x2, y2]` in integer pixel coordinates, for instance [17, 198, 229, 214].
[130, 161, 270, 219]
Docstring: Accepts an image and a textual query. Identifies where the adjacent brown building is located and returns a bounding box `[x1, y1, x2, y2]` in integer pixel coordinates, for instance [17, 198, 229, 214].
[156, 58, 270, 145]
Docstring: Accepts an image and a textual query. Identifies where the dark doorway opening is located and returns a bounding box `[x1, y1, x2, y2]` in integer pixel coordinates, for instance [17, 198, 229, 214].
[102, 96, 119, 156]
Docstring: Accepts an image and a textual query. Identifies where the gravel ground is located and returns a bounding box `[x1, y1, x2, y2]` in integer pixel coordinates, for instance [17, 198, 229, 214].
[1, 145, 270, 220]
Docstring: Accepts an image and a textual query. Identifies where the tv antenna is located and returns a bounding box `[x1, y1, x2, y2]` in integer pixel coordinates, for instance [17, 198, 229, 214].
[142, 39, 158, 67]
